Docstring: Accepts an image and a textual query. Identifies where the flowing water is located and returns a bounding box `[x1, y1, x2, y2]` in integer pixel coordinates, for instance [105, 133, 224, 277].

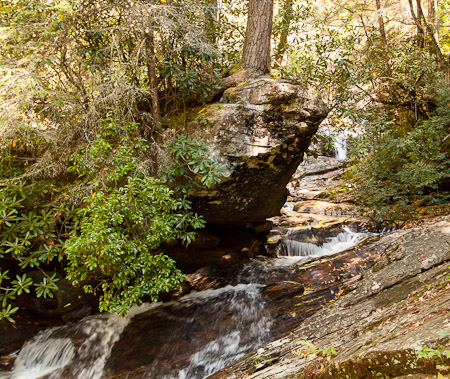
[2, 225, 370, 379]
[319, 126, 360, 160]
[280, 226, 367, 260]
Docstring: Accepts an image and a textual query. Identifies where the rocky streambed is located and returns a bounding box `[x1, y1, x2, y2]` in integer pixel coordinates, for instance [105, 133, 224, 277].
[0, 214, 377, 379]
[2, 150, 449, 379]
[210, 216, 450, 379]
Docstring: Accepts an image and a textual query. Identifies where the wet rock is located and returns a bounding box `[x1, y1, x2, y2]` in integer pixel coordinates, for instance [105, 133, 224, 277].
[293, 200, 359, 216]
[287, 156, 348, 200]
[262, 281, 305, 301]
[186, 266, 230, 291]
[210, 216, 450, 379]
[167, 76, 329, 225]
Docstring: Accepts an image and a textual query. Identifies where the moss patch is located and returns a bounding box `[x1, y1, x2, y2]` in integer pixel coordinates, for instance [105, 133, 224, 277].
[299, 349, 448, 379]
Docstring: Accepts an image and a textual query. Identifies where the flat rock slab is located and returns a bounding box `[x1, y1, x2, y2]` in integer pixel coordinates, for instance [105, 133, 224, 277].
[209, 216, 450, 379]
[287, 156, 348, 201]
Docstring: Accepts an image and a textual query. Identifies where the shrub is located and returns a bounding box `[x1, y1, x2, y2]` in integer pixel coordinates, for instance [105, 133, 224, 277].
[64, 117, 222, 316]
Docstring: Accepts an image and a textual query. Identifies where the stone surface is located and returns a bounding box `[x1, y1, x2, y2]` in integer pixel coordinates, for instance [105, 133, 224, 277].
[293, 200, 359, 217]
[209, 216, 450, 379]
[287, 156, 348, 200]
[168, 76, 329, 225]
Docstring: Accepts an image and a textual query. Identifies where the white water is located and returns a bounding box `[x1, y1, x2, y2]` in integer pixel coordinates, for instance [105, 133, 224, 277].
[4, 285, 271, 379]
[319, 126, 360, 160]
[1, 303, 156, 379]
[174, 284, 271, 379]
[278, 227, 367, 264]
[3, 227, 369, 379]
[7, 332, 75, 379]
[333, 132, 349, 159]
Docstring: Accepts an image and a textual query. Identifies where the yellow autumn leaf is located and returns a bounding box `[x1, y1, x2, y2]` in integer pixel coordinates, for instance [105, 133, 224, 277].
[198, 107, 206, 114]
[12, 136, 17, 147]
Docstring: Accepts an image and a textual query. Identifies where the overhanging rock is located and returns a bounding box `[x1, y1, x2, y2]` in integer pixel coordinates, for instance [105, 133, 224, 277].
[171, 76, 329, 225]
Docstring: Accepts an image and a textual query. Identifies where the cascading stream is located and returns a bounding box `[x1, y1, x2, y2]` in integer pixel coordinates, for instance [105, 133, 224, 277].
[2, 225, 371, 379]
[280, 226, 367, 259]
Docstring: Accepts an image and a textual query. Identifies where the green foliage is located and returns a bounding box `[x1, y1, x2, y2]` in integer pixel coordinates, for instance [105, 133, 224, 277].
[64, 176, 196, 316]
[350, 77, 450, 219]
[68, 115, 150, 189]
[417, 345, 450, 361]
[1, 113, 223, 320]
[296, 340, 339, 360]
[0, 177, 71, 321]
[162, 134, 226, 195]
[65, 118, 220, 316]
[252, 355, 272, 366]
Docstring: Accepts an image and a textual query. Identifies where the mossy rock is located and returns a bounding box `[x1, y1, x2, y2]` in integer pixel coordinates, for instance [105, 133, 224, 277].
[300, 350, 447, 379]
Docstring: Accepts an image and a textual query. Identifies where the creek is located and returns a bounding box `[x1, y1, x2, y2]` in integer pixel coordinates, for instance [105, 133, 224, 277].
[0, 221, 373, 379]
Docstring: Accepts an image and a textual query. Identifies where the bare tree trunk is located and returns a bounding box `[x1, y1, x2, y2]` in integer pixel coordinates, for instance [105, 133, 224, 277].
[241, 0, 274, 74]
[375, 0, 393, 77]
[275, 0, 294, 63]
[205, 0, 218, 43]
[408, 0, 425, 46]
[145, 32, 161, 129]
[428, 0, 439, 44]
[416, 0, 425, 48]
[408, 0, 450, 71]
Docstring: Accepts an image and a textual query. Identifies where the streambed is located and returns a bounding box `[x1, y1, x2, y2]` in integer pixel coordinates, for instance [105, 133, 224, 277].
[0, 220, 377, 379]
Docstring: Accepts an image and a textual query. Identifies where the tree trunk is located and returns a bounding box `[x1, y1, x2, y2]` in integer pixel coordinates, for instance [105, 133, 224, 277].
[416, 0, 425, 48]
[428, 0, 439, 44]
[275, 0, 294, 63]
[375, 0, 393, 77]
[205, 0, 218, 43]
[241, 0, 274, 74]
[408, 0, 450, 71]
[145, 32, 161, 129]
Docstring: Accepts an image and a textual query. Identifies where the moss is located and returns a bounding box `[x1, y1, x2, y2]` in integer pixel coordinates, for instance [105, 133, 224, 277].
[299, 349, 447, 379]
[162, 109, 198, 129]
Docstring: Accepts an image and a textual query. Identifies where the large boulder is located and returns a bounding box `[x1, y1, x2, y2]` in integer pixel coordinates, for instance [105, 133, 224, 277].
[170, 76, 329, 225]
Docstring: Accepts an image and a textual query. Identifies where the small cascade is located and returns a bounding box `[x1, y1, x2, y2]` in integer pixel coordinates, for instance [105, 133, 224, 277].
[333, 132, 348, 159]
[318, 125, 360, 160]
[1, 304, 156, 379]
[4, 285, 271, 379]
[279, 226, 368, 259]
[2, 223, 373, 379]
[6, 331, 75, 379]
[172, 284, 271, 379]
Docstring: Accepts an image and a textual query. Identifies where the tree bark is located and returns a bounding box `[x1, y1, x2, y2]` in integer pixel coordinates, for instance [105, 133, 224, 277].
[275, 0, 294, 63]
[428, 0, 439, 45]
[241, 0, 274, 74]
[408, 0, 450, 71]
[145, 32, 161, 129]
[205, 0, 218, 44]
[416, 0, 425, 48]
[375, 0, 393, 77]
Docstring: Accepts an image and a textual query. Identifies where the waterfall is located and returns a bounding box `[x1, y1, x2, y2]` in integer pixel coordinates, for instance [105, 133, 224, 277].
[6, 332, 75, 379]
[1, 303, 156, 379]
[333, 132, 349, 159]
[318, 125, 360, 160]
[3, 285, 271, 379]
[2, 226, 370, 379]
[279, 227, 367, 259]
